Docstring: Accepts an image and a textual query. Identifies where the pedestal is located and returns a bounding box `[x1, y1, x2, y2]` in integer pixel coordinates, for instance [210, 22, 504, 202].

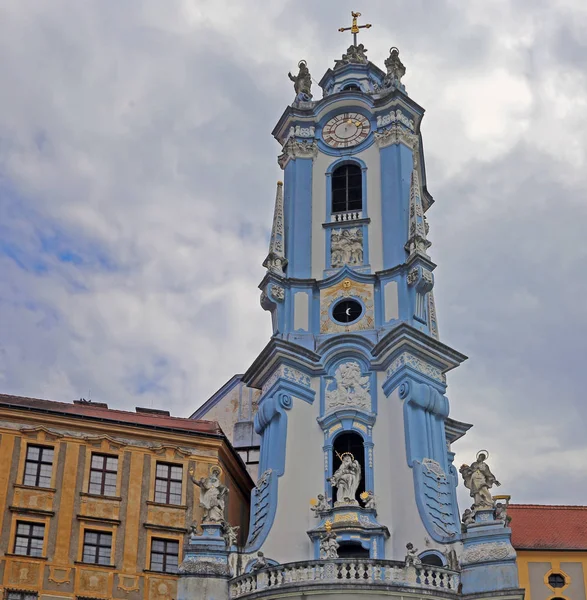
[176, 522, 231, 600]
[460, 510, 524, 598]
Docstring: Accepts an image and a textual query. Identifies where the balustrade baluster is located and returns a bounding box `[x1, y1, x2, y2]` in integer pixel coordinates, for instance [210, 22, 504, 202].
[227, 559, 461, 598]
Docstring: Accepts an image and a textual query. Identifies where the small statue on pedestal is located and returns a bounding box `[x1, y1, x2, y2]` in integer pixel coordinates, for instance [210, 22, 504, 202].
[459, 450, 501, 511]
[190, 465, 228, 523]
[311, 494, 331, 516]
[222, 522, 240, 548]
[288, 60, 312, 102]
[360, 490, 377, 510]
[251, 551, 268, 571]
[494, 501, 512, 527]
[405, 542, 422, 568]
[320, 521, 339, 559]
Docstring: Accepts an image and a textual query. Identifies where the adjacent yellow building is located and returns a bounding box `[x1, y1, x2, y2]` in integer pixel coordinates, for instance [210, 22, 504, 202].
[509, 504, 587, 600]
[0, 393, 253, 600]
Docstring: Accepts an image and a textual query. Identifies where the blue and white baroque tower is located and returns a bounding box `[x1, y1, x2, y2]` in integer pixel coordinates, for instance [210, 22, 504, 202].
[179, 22, 524, 600]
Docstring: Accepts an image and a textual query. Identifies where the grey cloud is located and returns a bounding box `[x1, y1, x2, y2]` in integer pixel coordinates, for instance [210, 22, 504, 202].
[0, 0, 586, 506]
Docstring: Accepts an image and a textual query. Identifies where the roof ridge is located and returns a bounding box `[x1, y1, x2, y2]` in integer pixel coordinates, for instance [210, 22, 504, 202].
[0, 393, 214, 425]
[510, 504, 587, 510]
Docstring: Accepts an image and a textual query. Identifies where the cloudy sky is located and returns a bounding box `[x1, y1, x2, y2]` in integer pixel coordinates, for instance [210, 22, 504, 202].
[1, 0, 586, 506]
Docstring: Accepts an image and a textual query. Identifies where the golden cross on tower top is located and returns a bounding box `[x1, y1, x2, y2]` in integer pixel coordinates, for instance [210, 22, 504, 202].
[338, 11, 372, 46]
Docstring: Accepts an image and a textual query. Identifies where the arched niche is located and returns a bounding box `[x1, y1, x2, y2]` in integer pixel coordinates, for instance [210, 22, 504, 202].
[331, 430, 366, 503]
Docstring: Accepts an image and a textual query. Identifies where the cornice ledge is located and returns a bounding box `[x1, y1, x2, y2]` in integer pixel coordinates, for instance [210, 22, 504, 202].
[371, 323, 467, 372]
[316, 333, 375, 358]
[318, 264, 376, 289]
[242, 338, 322, 390]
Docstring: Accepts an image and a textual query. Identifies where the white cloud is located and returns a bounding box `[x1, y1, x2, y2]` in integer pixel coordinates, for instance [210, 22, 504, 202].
[0, 0, 586, 506]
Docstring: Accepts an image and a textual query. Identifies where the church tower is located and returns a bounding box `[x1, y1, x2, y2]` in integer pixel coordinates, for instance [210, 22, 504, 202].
[180, 14, 523, 600]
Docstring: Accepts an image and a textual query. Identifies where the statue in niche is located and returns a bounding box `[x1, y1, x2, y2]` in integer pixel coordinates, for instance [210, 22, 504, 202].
[311, 494, 331, 516]
[319, 522, 339, 559]
[325, 361, 370, 411]
[404, 542, 422, 568]
[382, 46, 406, 90]
[329, 452, 361, 505]
[190, 465, 228, 523]
[331, 228, 363, 268]
[288, 60, 313, 101]
[459, 450, 501, 511]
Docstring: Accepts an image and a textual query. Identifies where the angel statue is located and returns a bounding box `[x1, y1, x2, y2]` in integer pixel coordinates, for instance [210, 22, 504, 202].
[222, 522, 240, 548]
[310, 494, 331, 517]
[190, 465, 228, 523]
[288, 60, 313, 101]
[329, 452, 361, 505]
[459, 450, 501, 510]
[405, 542, 422, 568]
[319, 522, 339, 559]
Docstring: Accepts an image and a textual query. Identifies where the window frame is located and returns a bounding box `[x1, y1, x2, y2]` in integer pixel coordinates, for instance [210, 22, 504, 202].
[23, 444, 54, 488]
[548, 573, 567, 588]
[13, 520, 45, 557]
[6, 592, 39, 600]
[154, 462, 183, 506]
[331, 163, 363, 214]
[81, 529, 113, 566]
[149, 537, 180, 574]
[88, 452, 119, 497]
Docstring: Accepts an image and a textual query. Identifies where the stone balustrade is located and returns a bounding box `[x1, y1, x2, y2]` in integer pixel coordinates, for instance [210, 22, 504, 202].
[230, 559, 460, 598]
[332, 210, 362, 222]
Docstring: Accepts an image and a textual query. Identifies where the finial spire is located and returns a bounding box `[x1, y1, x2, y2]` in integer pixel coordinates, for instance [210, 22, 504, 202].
[263, 181, 287, 276]
[338, 11, 372, 46]
[405, 160, 431, 260]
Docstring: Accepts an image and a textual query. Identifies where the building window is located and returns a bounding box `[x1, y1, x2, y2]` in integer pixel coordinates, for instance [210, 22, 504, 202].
[237, 448, 260, 466]
[332, 164, 362, 214]
[14, 521, 45, 557]
[23, 445, 54, 488]
[89, 453, 118, 496]
[82, 530, 112, 565]
[343, 84, 361, 91]
[150, 538, 179, 574]
[548, 573, 566, 588]
[6, 593, 38, 600]
[154, 463, 183, 505]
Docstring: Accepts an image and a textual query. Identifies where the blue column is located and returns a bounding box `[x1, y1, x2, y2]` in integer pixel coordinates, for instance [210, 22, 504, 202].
[284, 158, 313, 278]
[380, 144, 413, 269]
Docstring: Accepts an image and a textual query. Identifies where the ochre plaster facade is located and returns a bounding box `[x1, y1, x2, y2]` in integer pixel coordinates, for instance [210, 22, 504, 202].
[516, 550, 587, 600]
[0, 396, 253, 600]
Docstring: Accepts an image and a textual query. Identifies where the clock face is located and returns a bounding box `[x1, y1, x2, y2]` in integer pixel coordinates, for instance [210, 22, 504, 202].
[332, 299, 363, 324]
[322, 112, 371, 148]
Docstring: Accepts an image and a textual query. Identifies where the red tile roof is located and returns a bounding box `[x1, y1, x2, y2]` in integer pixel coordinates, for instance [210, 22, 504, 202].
[0, 393, 223, 437]
[508, 504, 587, 550]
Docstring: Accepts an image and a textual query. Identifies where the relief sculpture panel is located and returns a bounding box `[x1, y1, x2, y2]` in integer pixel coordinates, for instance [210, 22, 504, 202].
[77, 567, 111, 597]
[7, 559, 42, 587]
[147, 576, 176, 600]
[80, 495, 120, 521]
[147, 504, 186, 529]
[13, 486, 55, 512]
